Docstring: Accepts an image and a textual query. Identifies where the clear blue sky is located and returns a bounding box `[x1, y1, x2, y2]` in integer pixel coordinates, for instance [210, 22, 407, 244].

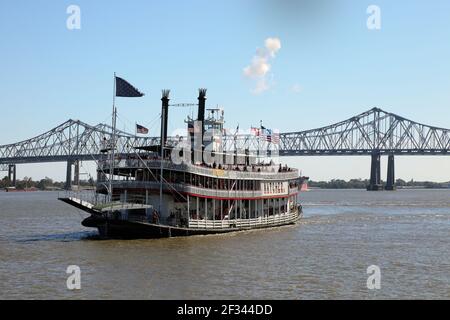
[1, 0, 449, 181]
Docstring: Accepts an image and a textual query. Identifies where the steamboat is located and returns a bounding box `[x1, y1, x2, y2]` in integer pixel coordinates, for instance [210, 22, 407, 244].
[59, 88, 305, 238]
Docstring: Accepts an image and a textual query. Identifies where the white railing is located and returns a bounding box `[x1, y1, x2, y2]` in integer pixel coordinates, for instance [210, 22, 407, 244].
[101, 159, 298, 180]
[110, 180, 293, 199]
[58, 190, 109, 206]
[58, 190, 152, 211]
[187, 211, 299, 229]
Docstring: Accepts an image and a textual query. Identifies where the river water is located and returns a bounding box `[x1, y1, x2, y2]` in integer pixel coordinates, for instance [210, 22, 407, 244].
[0, 189, 449, 299]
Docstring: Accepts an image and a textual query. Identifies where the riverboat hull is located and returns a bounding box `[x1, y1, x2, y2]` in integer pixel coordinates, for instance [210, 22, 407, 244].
[81, 211, 302, 239]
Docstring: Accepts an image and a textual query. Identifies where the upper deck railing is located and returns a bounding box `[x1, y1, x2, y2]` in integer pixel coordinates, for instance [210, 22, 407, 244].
[107, 180, 299, 199]
[103, 159, 299, 180]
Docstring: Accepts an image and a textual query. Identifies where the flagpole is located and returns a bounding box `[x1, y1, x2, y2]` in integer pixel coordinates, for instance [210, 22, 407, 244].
[109, 73, 117, 202]
[159, 105, 165, 215]
[234, 124, 239, 165]
[259, 120, 262, 163]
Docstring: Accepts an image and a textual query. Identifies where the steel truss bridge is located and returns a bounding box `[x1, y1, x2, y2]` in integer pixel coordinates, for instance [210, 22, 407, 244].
[1, 108, 449, 190]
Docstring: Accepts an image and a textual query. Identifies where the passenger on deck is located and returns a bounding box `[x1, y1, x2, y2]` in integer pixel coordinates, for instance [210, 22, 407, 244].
[152, 210, 159, 224]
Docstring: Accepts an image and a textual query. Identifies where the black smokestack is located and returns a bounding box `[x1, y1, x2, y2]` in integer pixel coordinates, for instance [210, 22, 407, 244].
[161, 89, 170, 150]
[197, 88, 207, 133]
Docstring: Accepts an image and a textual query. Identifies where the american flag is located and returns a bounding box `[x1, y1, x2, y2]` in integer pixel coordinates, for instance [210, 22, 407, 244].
[272, 131, 280, 144]
[265, 128, 273, 142]
[136, 124, 149, 134]
[251, 127, 261, 136]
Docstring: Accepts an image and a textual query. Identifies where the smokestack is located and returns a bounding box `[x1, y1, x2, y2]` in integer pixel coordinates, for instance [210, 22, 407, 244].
[193, 88, 207, 164]
[197, 88, 207, 133]
[161, 89, 170, 151]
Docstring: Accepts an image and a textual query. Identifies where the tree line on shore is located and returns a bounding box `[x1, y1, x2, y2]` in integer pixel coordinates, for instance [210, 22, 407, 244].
[1, 176, 449, 190]
[308, 178, 450, 189]
[0, 176, 94, 190]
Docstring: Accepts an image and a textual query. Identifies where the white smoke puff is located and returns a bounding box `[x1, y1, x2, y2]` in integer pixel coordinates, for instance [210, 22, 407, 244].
[243, 56, 271, 78]
[243, 37, 281, 94]
[265, 37, 281, 57]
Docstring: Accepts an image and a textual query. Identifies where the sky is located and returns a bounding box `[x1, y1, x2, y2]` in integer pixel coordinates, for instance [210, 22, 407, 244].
[0, 0, 449, 182]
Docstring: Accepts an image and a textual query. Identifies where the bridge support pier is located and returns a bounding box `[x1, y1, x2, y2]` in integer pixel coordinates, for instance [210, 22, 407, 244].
[385, 153, 396, 191]
[65, 160, 73, 190]
[8, 164, 16, 187]
[74, 160, 80, 187]
[65, 160, 80, 190]
[367, 151, 383, 191]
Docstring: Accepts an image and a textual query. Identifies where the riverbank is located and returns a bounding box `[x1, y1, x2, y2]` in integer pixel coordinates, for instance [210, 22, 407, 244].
[308, 179, 450, 189]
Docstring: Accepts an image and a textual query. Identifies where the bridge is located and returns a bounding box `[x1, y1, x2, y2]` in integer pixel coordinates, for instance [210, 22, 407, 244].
[0, 120, 155, 189]
[1, 108, 449, 190]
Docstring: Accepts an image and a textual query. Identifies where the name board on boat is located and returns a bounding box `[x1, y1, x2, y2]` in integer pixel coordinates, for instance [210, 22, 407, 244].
[261, 181, 289, 196]
[213, 169, 225, 177]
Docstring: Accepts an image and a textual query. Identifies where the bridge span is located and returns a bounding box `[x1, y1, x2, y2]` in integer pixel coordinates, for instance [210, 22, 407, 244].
[1, 108, 449, 190]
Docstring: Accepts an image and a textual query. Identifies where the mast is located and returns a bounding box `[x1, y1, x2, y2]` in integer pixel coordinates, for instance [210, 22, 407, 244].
[109, 73, 117, 202]
[259, 120, 264, 163]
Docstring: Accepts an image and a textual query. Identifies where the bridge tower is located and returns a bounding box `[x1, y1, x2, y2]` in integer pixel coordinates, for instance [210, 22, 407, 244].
[385, 153, 396, 190]
[65, 160, 73, 190]
[8, 164, 16, 187]
[74, 160, 80, 187]
[367, 150, 383, 191]
[64, 160, 81, 190]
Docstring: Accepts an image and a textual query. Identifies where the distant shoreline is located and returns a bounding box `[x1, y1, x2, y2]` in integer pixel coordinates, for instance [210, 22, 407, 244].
[307, 187, 450, 190]
[2, 176, 449, 192]
[308, 179, 450, 190]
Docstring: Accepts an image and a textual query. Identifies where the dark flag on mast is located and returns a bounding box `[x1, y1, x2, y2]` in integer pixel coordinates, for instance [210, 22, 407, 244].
[136, 124, 149, 134]
[115, 76, 144, 97]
